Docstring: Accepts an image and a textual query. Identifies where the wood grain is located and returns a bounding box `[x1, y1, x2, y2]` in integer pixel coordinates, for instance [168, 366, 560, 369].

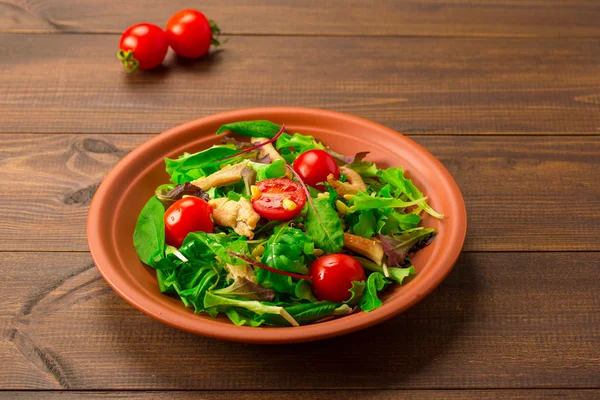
[1, 0, 600, 38]
[2, 389, 599, 400]
[0, 134, 598, 252]
[2, 34, 600, 135]
[1, 252, 598, 389]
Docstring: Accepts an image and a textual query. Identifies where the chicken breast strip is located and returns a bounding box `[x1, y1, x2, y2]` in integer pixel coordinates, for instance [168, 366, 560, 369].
[327, 166, 367, 196]
[209, 197, 261, 239]
[192, 160, 249, 191]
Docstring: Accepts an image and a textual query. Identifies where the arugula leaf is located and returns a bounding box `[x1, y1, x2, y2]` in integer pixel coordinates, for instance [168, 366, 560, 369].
[350, 192, 424, 211]
[359, 272, 389, 312]
[305, 198, 344, 254]
[378, 167, 443, 219]
[353, 209, 376, 238]
[379, 228, 437, 267]
[216, 120, 282, 138]
[248, 159, 287, 181]
[356, 257, 415, 285]
[133, 196, 165, 267]
[345, 280, 366, 305]
[258, 302, 353, 326]
[165, 145, 238, 184]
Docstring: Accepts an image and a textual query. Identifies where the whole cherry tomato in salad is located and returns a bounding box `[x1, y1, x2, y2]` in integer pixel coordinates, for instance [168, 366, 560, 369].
[164, 197, 214, 248]
[309, 254, 366, 302]
[166, 9, 222, 59]
[251, 178, 306, 221]
[118, 23, 169, 72]
[293, 149, 339, 190]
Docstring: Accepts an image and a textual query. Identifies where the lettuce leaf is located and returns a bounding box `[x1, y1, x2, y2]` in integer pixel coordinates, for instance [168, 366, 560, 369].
[275, 133, 325, 162]
[378, 167, 443, 219]
[379, 228, 436, 267]
[248, 159, 287, 181]
[350, 192, 423, 211]
[359, 272, 389, 312]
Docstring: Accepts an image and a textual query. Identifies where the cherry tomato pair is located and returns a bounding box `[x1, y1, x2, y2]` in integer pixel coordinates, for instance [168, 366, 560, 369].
[118, 10, 222, 72]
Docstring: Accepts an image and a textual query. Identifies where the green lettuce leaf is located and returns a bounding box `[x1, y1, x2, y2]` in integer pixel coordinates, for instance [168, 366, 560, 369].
[345, 280, 366, 305]
[216, 120, 282, 138]
[275, 133, 325, 163]
[353, 209, 377, 238]
[359, 272, 389, 312]
[212, 277, 275, 301]
[305, 198, 344, 254]
[133, 196, 165, 267]
[257, 226, 316, 301]
[257, 302, 353, 326]
[248, 159, 287, 181]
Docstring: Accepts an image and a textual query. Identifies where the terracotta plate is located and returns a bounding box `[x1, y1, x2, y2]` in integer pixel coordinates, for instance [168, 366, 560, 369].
[87, 107, 467, 344]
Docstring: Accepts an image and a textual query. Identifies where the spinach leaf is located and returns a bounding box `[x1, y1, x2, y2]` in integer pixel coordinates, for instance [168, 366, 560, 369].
[165, 145, 238, 184]
[378, 167, 443, 219]
[133, 196, 165, 267]
[350, 192, 423, 211]
[359, 272, 389, 312]
[216, 120, 282, 138]
[248, 159, 287, 181]
[305, 198, 344, 254]
[176, 265, 219, 312]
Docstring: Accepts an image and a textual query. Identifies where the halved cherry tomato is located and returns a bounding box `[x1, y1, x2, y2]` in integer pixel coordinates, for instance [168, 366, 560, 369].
[164, 197, 214, 248]
[252, 178, 306, 221]
[166, 9, 222, 59]
[293, 149, 339, 190]
[309, 254, 366, 302]
[118, 23, 168, 72]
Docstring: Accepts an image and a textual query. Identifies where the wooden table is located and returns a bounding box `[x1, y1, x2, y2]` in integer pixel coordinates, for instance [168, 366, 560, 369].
[1, 1, 599, 399]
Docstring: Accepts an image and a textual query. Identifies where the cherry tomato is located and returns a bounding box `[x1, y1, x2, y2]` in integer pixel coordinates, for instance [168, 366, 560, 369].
[309, 254, 366, 302]
[164, 197, 214, 248]
[118, 23, 168, 72]
[252, 178, 306, 221]
[293, 150, 339, 190]
[166, 9, 222, 59]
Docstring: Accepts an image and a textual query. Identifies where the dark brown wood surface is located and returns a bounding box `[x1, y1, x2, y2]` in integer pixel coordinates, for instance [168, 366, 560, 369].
[0, 0, 598, 398]
[2, 35, 600, 135]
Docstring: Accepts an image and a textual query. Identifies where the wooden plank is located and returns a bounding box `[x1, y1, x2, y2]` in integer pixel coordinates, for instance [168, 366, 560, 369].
[0, 134, 598, 252]
[1, 0, 600, 37]
[2, 389, 600, 399]
[1, 252, 598, 390]
[1, 34, 600, 135]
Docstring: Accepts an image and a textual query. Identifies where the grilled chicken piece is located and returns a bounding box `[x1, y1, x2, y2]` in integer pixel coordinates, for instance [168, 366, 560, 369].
[251, 137, 292, 178]
[327, 166, 367, 196]
[209, 197, 260, 239]
[192, 160, 249, 190]
[343, 233, 384, 265]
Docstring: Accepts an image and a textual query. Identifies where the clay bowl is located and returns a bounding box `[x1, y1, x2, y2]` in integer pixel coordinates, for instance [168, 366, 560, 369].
[87, 107, 466, 344]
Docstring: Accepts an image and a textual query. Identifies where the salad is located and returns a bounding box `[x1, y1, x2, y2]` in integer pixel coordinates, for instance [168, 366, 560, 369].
[133, 120, 442, 327]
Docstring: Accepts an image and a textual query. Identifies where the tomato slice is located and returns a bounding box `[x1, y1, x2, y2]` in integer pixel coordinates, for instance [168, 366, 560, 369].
[252, 178, 306, 221]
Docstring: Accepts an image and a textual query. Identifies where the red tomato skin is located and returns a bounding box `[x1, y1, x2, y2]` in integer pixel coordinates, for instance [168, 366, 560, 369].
[119, 23, 168, 70]
[293, 150, 339, 190]
[309, 254, 366, 302]
[166, 9, 212, 58]
[252, 178, 306, 221]
[164, 197, 214, 248]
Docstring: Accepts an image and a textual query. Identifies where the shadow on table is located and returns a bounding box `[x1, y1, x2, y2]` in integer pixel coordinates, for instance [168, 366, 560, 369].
[102, 252, 478, 389]
[120, 50, 225, 85]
